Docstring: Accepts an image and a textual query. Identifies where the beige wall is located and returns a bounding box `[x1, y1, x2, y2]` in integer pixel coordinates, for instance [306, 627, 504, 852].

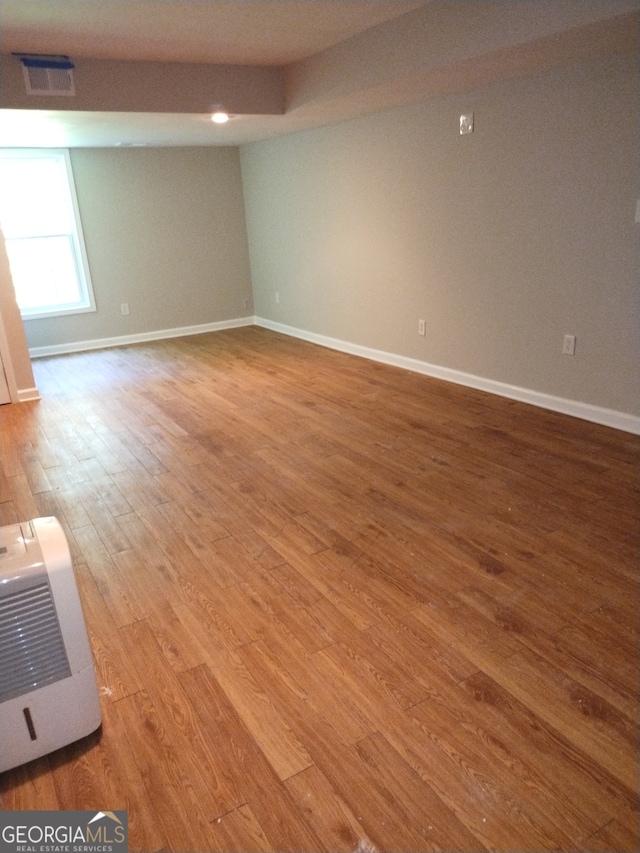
[23, 146, 253, 350]
[15, 52, 639, 420]
[242, 53, 640, 417]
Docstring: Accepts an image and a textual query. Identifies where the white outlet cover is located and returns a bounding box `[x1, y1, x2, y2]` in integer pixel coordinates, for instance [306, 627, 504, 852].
[460, 113, 474, 135]
[635, 199, 640, 224]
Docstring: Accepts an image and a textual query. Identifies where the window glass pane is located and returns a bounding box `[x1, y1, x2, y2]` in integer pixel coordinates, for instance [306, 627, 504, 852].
[0, 149, 95, 318]
[0, 158, 73, 238]
[5, 236, 80, 312]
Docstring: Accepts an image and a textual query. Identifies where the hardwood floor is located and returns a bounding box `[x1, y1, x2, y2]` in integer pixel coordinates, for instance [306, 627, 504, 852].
[1, 326, 638, 852]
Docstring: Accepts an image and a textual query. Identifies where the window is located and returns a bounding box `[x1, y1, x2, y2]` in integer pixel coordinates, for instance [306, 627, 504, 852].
[0, 149, 95, 319]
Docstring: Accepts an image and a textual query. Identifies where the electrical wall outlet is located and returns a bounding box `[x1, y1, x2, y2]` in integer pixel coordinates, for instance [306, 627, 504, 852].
[562, 334, 576, 355]
[275, 291, 280, 304]
[120, 303, 130, 316]
[418, 319, 426, 336]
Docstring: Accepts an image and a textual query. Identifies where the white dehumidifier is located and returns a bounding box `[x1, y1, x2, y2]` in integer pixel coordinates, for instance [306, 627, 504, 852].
[0, 517, 102, 772]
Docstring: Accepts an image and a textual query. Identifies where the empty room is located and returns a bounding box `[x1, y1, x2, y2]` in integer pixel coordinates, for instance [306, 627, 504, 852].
[0, 2, 638, 852]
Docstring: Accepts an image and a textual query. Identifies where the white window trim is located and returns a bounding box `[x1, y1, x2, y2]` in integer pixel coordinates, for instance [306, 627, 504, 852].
[1, 148, 96, 320]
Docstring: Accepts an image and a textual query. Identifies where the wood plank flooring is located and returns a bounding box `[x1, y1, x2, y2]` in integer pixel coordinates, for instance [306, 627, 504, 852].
[1, 327, 638, 852]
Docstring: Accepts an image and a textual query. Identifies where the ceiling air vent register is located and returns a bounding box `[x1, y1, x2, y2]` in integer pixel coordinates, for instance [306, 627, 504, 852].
[17, 55, 75, 96]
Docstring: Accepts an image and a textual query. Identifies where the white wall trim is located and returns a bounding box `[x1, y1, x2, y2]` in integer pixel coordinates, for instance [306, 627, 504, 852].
[0, 305, 20, 404]
[256, 318, 640, 435]
[26, 315, 640, 434]
[17, 386, 41, 402]
[28, 317, 256, 359]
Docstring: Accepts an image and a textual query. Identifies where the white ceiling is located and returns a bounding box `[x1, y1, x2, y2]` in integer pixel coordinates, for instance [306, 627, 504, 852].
[0, 1, 427, 66]
[0, 0, 426, 146]
[0, 0, 637, 148]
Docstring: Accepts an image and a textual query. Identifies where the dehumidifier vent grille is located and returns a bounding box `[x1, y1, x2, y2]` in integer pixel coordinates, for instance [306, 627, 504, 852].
[0, 581, 71, 702]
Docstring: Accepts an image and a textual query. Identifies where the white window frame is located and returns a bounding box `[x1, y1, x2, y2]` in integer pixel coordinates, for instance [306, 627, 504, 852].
[0, 148, 96, 320]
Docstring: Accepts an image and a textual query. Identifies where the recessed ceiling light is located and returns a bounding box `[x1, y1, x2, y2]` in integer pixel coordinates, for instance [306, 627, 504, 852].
[211, 111, 230, 124]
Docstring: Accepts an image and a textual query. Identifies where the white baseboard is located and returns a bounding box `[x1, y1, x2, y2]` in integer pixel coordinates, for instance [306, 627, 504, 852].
[28, 317, 256, 359]
[256, 318, 640, 435]
[26, 315, 640, 434]
[18, 386, 41, 402]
